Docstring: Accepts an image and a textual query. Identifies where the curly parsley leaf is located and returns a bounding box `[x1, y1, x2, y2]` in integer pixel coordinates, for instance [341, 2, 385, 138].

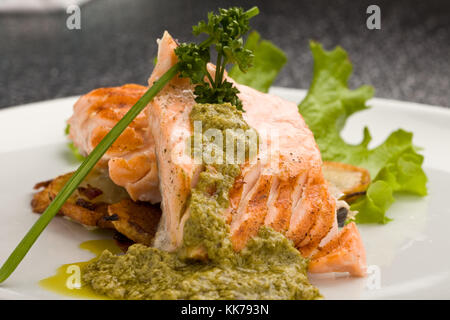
[229, 31, 287, 93]
[298, 41, 427, 224]
[176, 6, 259, 111]
[193, 81, 243, 110]
[193, 7, 254, 72]
[175, 43, 210, 84]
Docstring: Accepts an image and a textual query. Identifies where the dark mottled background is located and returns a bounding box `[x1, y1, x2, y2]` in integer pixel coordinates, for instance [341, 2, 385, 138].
[0, 0, 449, 109]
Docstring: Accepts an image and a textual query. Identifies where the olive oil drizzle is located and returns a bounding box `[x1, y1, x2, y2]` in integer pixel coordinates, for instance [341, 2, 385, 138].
[39, 239, 120, 299]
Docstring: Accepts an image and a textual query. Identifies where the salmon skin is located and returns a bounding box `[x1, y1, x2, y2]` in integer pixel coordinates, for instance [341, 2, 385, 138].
[68, 31, 367, 276]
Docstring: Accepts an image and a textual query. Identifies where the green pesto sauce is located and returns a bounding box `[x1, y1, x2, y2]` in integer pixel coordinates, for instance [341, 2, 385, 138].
[83, 103, 321, 300]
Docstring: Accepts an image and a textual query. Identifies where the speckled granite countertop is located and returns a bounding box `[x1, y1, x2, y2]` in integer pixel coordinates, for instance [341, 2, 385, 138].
[0, 0, 448, 109]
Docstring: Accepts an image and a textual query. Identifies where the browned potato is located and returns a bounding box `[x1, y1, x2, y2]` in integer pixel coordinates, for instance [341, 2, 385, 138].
[108, 200, 161, 246]
[31, 170, 162, 245]
[31, 184, 52, 214]
[32, 172, 114, 228]
[322, 162, 371, 203]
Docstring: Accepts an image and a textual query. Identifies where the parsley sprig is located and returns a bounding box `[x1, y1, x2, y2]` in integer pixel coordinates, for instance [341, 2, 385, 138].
[0, 6, 258, 283]
[176, 6, 259, 110]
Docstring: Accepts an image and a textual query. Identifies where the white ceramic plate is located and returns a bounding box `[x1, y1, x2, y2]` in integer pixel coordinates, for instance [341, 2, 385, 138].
[0, 87, 449, 300]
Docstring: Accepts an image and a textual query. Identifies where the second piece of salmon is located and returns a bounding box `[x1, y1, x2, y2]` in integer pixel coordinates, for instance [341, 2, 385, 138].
[68, 84, 161, 204]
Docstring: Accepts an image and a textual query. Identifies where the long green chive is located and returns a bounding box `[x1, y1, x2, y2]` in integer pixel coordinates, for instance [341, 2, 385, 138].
[0, 64, 180, 283]
[0, 6, 259, 283]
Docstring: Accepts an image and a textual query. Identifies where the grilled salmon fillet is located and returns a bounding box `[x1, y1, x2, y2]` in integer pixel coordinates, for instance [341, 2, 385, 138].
[148, 32, 204, 251]
[67, 31, 366, 276]
[67, 84, 161, 203]
[147, 32, 366, 276]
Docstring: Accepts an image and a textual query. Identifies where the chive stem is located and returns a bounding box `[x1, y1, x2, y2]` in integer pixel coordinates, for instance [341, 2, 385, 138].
[0, 64, 180, 283]
[214, 53, 223, 88]
[205, 69, 215, 87]
[0, 5, 260, 284]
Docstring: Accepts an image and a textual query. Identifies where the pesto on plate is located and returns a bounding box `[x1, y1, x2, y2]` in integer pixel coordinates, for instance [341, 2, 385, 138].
[82, 103, 321, 300]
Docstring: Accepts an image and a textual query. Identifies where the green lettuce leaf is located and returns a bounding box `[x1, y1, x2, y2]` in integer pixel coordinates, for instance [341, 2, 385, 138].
[67, 142, 85, 162]
[299, 41, 427, 224]
[65, 124, 85, 162]
[229, 31, 287, 93]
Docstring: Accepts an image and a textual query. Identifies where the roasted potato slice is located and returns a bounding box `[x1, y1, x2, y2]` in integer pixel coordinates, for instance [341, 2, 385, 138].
[32, 172, 116, 228]
[108, 200, 161, 246]
[32, 169, 129, 227]
[322, 161, 371, 203]
[31, 183, 52, 213]
[31, 170, 162, 245]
